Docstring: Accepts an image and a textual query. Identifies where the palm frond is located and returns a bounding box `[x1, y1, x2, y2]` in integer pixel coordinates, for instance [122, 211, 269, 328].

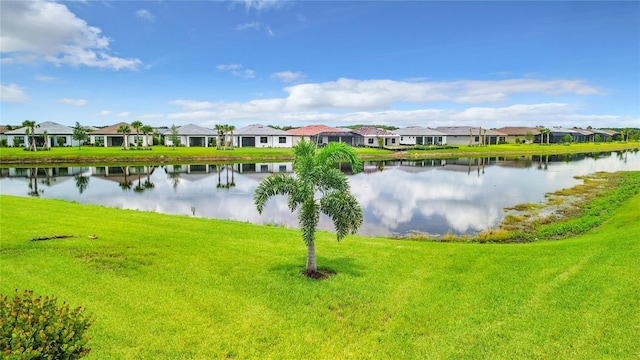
[315, 167, 349, 194]
[253, 173, 297, 214]
[320, 191, 363, 241]
[317, 142, 362, 173]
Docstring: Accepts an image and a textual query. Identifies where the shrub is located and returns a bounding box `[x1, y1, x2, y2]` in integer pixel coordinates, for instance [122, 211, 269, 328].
[0, 289, 93, 359]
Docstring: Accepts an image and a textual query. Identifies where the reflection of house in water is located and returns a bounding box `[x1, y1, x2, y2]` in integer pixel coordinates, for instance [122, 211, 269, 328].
[393, 159, 449, 174]
[4, 166, 86, 178]
[91, 166, 157, 191]
[234, 162, 292, 174]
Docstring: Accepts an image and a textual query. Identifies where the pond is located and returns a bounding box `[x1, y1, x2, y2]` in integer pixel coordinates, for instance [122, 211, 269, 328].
[1, 151, 638, 237]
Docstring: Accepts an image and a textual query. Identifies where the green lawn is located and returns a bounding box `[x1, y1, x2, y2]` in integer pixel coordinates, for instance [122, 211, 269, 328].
[1, 192, 639, 359]
[1, 142, 637, 165]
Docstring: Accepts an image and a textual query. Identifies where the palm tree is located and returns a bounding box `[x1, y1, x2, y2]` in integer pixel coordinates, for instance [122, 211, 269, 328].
[117, 124, 131, 149]
[228, 125, 235, 149]
[131, 120, 143, 149]
[214, 125, 223, 150]
[141, 125, 154, 149]
[22, 120, 37, 151]
[42, 130, 49, 150]
[254, 140, 363, 276]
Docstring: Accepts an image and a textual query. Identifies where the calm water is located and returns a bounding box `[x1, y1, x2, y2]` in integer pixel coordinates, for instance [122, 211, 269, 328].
[1, 151, 638, 237]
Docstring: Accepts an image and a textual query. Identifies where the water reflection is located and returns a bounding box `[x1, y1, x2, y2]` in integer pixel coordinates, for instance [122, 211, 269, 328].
[1, 150, 638, 237]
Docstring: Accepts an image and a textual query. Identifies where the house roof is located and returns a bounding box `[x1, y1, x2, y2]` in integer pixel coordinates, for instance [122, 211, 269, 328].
[352, 127, 399, 137]
[394, 126, 447, 136]
[5, 121, 73, 135]
[163, 123, 216, 136]
[287, 125, 345, 136]
[235, 124, 291, 136]
[434, 126, 505, 136]
[494, 127, 540, 136]
[92, 122, 131, 135]
[595, 129, 619, 136]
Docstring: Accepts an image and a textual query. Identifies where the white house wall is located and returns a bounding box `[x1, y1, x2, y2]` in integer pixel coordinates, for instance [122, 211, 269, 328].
[235, 135, 292, 148]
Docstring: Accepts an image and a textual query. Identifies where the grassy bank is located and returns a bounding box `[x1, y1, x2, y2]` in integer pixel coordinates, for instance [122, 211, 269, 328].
[1, 142, 637, 165]
[1, 187, 639, 358]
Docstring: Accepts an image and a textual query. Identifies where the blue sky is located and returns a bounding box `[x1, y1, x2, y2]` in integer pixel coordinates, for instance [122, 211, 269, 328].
[1, 0, 639, 129]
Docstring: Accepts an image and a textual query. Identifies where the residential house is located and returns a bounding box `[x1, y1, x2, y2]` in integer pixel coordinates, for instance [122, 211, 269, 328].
[547, 128, 585, 143]
[90, 122, 151, 147]
[434, 126, 506, 146]
[5, 121, 77, 148]
[352, 127, 400, 147]
[286, 124, 360, 146]
[395, 126, 447, 146]
[0, 126, 8, 146]
[163, 123, 217, 147]
[494, 127, 540, 144]
[590, 129, 620, 142]
[233, 124, 293, 148]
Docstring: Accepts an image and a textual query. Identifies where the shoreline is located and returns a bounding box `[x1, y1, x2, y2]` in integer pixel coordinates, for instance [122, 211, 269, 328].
[1, 142, 637, 166]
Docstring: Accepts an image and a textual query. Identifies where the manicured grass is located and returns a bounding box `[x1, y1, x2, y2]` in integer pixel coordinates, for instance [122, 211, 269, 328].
[1, 188, 638, 359]
[1, 142, 637, 165]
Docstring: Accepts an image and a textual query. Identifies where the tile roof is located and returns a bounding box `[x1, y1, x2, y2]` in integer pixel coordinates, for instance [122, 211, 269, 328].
[394, 126, 447, 136]
[494, 127, 540, 136]
[352, 127, 398, 137]
[5, 121, 73, 134]
[434, 126, 504, 136]
[163, 123, 217, 136]
[235, 124, 291, 136]
[287, 125, 345, 136]
[92, 122, 131, 135]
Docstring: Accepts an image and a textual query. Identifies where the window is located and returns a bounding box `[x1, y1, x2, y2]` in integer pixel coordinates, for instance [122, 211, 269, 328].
[391, 139, 396, 144]
[368, 138, 374, 144]
[279, 137, 286, 144]
[474, 136, 479, 142]
[260, 137, 268, 144]
[279, 165, 287, 172]
[260, 164, 269, 172]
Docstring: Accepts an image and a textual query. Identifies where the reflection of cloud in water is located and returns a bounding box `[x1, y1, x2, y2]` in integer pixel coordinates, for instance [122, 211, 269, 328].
[1, 152, 638, 237]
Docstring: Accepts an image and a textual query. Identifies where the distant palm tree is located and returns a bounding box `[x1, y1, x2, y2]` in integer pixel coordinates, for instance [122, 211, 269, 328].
[22, 120, 38, 151]
[228, 125, 235, 149]
[214, 125, 223, 150]
[141, 125, 154, 148]
[42, 130, 49, 150]
[131, 120, 143, 149]
[117, 124, 131, 149]
[254, 140, 363, 276]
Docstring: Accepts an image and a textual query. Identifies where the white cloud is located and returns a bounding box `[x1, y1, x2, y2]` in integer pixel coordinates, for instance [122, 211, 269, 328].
[216, 64, 242, 71]
[117, 112, 132, 117]
[0, 0, 142, 70]
[166, 76, 626, 128]
[216, 63, 255, 78]
[136, 9, 155, 22]
[97, 110, 112, 116]
[35, 75, 56, 82]
[0, 84, 29, 103]
[58, 98, 87, 106]
[271, 71, 304, 83]
[236, 22, 261, 31]
[239, 0, 288, 12]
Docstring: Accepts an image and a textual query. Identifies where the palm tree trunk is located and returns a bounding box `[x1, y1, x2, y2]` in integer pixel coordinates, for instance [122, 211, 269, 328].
[306, 241, 317, 273]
